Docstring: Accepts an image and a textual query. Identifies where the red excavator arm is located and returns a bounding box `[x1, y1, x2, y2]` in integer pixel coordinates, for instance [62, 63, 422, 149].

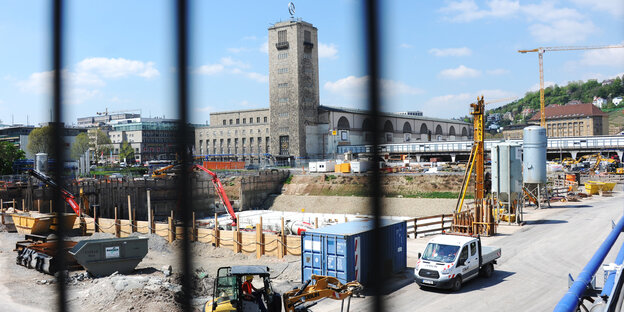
[193, 164, 238, 226]
[28, 169, 80, 215]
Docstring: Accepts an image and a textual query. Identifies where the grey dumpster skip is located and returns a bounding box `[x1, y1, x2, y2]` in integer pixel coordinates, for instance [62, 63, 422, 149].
[69, 237, 148, 276]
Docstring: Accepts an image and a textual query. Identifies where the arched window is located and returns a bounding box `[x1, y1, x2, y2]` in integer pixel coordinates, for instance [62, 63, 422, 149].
[449, 126, 456, 136]
[337, 116, 350, 130]
[435, 125, 443, 135]
[402, 122, 412, 133]
[384, 120, 394, 132]
[419, 123, 428, 134]
[362, 118, 372, 131]
[461, 127, 468, 136]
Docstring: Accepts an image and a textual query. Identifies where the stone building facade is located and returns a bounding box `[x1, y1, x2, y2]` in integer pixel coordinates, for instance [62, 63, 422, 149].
[195, 109, 270, 159]
[268, 20, 319, 159]
[193, 18, 472, 163]
[502, 103, 609, 139]
[530, 103, 608, 137]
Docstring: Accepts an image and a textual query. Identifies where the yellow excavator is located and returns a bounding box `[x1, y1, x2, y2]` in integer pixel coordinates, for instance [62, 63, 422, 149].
[205, 267, 362, 312]
[282, 275, 363, 312]
[151, 164, 176, 178]
[205, 266, 282, 312]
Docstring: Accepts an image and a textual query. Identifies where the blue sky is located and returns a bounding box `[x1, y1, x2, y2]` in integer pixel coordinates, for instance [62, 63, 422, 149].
[0, 0, 623, 126]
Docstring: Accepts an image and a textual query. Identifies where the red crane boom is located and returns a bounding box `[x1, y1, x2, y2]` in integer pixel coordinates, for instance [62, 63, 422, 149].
[28, 169, 80, 214]
[193, 164, 238, 226]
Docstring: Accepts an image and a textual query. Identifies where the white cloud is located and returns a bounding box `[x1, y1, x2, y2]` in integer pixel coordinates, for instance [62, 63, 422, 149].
[423, 89, 517, 117]
[440, 0, 520, 22]
[439, 65, 481, 79]
[400, 43, 413, 49]
[76, 57, 159, 79]
[196, 57, 267, 83]
[529, 81, 556, 92]
[227, 47, 250, 53]
[319, 43, 338, 59]
[324, 75, 423, 99]
[196, 64, 224, 75]
[579, 47, 624, 67]
[195, 106, 214, 113]
[260, 41, 268, 54]
[429, 47, 472, 57]
[570, 0, 624, 17]
[487, 68, 509, 75]
[220, 57, 250, 69]
[440, 0, 598, 44]
[16, 57, 158, 105]
[527, 19, 597, 44]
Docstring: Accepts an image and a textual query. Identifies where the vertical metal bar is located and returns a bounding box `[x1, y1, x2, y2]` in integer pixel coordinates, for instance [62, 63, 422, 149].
[174, 0, 193, 311]
[51, 0, 68, 310]
[364, 0, 384, 311]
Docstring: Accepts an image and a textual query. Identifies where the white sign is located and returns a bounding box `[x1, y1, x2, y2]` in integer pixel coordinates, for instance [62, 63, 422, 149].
[105, 246, 120, 259]
[312, 241, 321, 252]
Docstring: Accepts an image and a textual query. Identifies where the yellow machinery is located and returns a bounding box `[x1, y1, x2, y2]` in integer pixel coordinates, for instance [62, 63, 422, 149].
[518, 44, 624, 127]
[453, 96, 495, 235]
[205, 266, 281, 312]
[151, 164, 176, 178]
[282, 275, 363, 312]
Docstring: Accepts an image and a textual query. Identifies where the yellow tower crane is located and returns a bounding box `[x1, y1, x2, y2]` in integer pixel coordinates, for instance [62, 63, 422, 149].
[518, 44, 624, 128]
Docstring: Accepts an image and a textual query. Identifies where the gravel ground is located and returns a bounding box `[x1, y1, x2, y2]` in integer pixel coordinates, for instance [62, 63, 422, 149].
[0, 228, 301, 312]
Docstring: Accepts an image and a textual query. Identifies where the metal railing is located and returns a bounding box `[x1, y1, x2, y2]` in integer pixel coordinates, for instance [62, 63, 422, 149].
[554, 214, 624, 311]
[45, 0, 387, 311]
[337, 135, 624, 155]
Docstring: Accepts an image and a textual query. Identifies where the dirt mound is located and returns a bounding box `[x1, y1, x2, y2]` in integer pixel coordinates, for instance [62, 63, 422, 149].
[266, 195, 457, 217]
[67, 272, 183, 312]
[283, 174, 467, 197]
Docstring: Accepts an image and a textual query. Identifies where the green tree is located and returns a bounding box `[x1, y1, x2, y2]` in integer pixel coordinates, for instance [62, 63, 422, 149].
[0, 141, 26, 174]
[92, 129, 112, 163]
[70, 132, 89, 160]
[27, 126, 55, 157]
[119, 140, 135, 164]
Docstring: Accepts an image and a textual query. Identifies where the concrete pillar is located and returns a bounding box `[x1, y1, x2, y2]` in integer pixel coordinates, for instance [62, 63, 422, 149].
[617, 151, 623, 161]
[571, 151, 578, 160]
[415, 155, 421, 162]
[451, 154, 457, 163]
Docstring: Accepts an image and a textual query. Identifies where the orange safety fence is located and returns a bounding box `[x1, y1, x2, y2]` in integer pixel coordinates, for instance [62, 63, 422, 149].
[202, 161, 245, 170]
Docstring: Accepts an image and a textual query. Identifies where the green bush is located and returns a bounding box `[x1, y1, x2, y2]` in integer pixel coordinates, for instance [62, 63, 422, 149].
[324, 175, 337, 181]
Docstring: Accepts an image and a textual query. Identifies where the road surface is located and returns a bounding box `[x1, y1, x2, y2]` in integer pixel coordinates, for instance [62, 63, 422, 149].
[315, 189, 624, 312]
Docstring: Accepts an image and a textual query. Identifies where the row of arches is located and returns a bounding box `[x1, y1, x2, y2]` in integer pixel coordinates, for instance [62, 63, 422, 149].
[337, 116, 468, 136]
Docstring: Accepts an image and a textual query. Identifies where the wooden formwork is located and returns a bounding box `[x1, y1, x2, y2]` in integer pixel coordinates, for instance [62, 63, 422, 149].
[451, 199, 495, 236]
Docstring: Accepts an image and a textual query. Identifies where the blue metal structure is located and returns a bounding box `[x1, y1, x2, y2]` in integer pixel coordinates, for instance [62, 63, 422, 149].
[301, 219, 407, 286]
[554, 214, 624, 312]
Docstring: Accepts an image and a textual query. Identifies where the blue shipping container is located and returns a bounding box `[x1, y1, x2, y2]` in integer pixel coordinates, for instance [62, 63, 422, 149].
[301, 219, 406, 286]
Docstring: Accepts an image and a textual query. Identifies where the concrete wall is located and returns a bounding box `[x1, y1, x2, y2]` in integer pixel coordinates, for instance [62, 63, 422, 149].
[239, 170, 290, 209]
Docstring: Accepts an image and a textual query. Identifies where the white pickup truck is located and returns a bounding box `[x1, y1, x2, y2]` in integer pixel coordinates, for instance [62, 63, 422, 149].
[414, 234, 501, 291]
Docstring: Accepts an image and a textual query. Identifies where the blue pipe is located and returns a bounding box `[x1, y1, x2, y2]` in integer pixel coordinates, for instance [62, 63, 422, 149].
[554, 214, 624, 312]
[601, 237, 624, 297]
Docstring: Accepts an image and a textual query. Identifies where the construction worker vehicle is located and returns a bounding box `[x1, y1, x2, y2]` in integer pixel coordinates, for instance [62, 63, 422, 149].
[282, 275, 363, 312]
[415, 234, 501, 291]
[204, 265, 281, 312]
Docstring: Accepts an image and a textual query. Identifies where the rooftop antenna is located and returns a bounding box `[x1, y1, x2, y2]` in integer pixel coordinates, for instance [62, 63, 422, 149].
[288, 2, 295, 20]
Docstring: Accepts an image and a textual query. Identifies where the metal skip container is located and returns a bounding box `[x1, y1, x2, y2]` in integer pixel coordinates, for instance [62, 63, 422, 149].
[301, 219, 407, 286]
[523, 126, 547, 184]
[69, 237, 148, 277]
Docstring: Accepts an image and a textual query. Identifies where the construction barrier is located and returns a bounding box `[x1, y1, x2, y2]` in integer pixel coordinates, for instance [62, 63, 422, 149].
[76, 212, 301, 259]
[202, 161, 245, 170]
